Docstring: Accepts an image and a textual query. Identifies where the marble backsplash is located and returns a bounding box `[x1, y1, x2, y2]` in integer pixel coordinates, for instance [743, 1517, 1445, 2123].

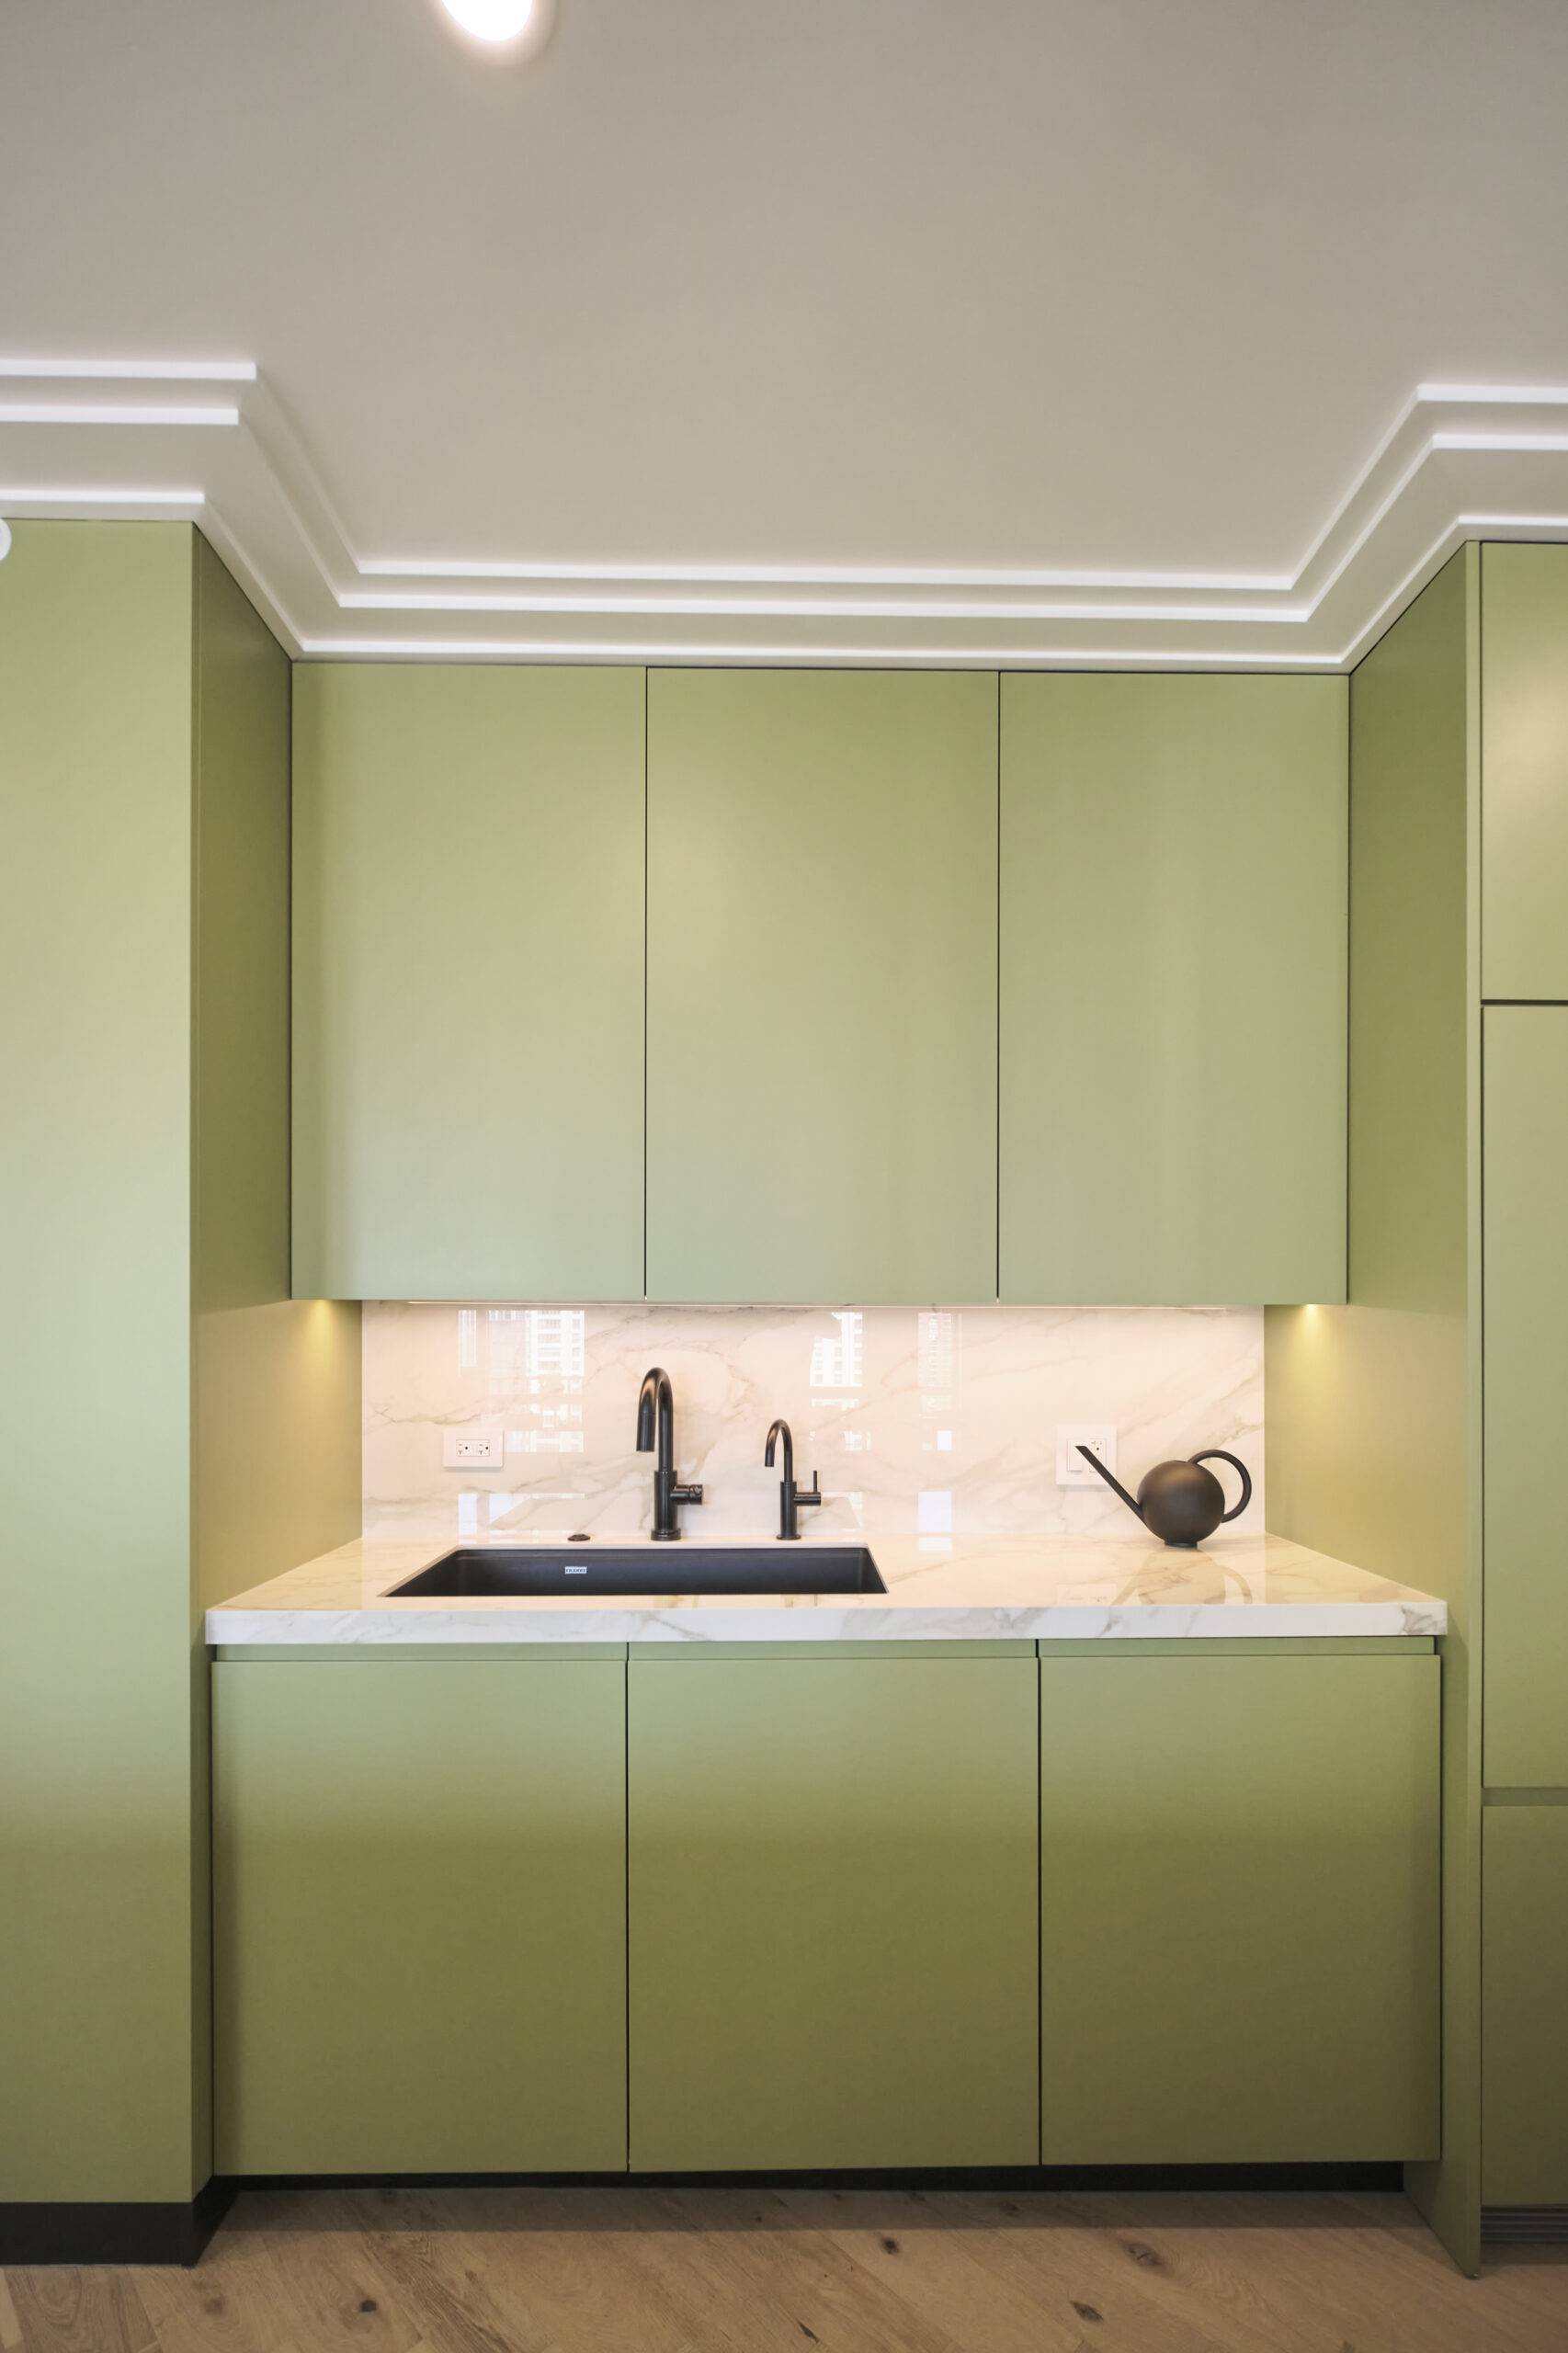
[362, 1303, 1264, 1542]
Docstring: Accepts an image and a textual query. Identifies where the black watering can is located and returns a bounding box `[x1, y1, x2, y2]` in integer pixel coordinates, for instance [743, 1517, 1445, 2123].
[1077, 1444, 1253, 1549]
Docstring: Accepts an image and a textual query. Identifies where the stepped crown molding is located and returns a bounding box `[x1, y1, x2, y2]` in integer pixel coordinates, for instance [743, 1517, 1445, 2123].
[3, 358, 1568, 667]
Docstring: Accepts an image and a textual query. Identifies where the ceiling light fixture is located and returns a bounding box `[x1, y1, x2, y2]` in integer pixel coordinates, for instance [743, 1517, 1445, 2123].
[437, 0, 555, 54]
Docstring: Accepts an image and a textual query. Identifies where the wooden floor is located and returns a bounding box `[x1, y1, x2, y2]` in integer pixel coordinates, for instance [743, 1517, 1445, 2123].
[4, 2187, 1567, 2353]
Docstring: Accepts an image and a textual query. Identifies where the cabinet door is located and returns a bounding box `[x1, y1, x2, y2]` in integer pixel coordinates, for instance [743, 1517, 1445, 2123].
[1482, 545, 1568, 1003]
[214, 1658, 627, 2173]
[1000, 676, 1347, 1304]
[1483, 1807, 1568, 2203]
[1483, 1007, 1568, 1786]
[1039, 1654, 1438, 2162]
[646, 672, 998, 1303]
[292, 665, 645, 1300]
[629, 1652, 1038, 2167]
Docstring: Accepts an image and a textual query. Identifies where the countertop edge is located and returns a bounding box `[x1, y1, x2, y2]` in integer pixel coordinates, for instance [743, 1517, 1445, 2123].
[206, 1598, 1447, 1646]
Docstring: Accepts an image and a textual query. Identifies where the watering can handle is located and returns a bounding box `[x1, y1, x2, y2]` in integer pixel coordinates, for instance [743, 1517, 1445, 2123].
[1191, 1450, 1253, 1523]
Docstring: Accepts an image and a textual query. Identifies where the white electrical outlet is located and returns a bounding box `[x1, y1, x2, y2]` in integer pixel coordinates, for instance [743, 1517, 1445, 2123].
[441, 1427, 506, 1470]
[1056, 1423, 1118, 1487]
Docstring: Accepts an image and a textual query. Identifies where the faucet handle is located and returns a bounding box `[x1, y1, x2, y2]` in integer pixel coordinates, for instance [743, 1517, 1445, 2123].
[798, 1472, 823, 1508]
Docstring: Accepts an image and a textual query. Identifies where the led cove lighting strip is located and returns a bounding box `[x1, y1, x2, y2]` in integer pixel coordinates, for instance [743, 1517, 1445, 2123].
[0, 357, 256, 381]
[0, 484, 205, 505]
[303, 634, 1342, 665]
[1460, 509, 1568, 528]
[338, 590, 1307, 623]
[1433, 430, 1568, 453]
[0, 401, 239, 426]
[1418, 381, 1568, 404]
[354, 555, 1300, 592]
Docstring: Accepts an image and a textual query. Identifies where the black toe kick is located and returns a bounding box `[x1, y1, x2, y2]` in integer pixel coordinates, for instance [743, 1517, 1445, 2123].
[0, 2179, 235, 2268]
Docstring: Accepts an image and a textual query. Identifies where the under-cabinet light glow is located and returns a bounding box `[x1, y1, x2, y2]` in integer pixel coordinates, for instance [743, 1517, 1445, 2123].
[437, 0, 554, 51]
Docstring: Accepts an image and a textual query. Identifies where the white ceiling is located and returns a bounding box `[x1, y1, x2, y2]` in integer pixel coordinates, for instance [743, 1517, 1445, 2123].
[5, 0, 1568, 665]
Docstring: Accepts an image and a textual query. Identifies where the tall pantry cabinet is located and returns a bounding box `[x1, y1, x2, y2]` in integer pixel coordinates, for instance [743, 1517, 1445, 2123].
[1267, 540, 1568, 2269]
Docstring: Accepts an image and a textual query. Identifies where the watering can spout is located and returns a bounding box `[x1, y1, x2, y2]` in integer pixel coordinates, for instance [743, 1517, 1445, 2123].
[1075, 1444, 1145, 1525]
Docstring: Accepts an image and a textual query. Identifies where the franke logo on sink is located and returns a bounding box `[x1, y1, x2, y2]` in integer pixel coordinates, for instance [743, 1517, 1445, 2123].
[563, 1563, 588, 1574]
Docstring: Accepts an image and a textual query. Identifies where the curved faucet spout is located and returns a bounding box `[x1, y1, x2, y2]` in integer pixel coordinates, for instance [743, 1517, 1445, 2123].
[636, 1366, 672, 1458]
[764, 1416, 792, 1480]
[765, 1415, 821, 1540]
[636, 1366, 702, 1540]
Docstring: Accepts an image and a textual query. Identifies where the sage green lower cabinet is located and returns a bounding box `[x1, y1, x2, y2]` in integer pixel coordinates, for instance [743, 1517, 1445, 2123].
[628, 1651, 1040, 2168]
[1483, 1807, 1568, 2204]
[213, 1658, 627, 2173]
[1038, 1654, 1439, 2163]
[1483, 1007, 1568, 1789]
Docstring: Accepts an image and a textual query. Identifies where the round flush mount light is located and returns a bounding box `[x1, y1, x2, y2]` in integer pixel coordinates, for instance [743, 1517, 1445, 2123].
[437, 0, 555, 54]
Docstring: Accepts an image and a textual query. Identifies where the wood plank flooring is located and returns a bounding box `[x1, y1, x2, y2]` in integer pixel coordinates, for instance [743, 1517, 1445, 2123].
[6, 2187, 1568, 2353]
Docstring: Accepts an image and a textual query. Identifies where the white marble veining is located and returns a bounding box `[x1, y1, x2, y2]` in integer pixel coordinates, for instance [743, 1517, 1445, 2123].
[207, 1302, 1446, 1646]
[207, 1529, 1447, 1646]
[362, 1302, 1265, 1543]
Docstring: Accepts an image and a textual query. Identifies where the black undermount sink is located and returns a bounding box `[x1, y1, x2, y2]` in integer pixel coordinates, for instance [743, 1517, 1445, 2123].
[387, 1545, 887, 1599]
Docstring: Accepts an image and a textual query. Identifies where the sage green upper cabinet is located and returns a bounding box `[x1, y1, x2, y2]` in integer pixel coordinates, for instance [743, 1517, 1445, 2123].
[1483, 1006, 1568, 1788]
[1482, 544, 1568, 1002]
[292, 665, 645, 1301]
[1000, 676, 1348, 1304]
[645, 673, 998, 1303]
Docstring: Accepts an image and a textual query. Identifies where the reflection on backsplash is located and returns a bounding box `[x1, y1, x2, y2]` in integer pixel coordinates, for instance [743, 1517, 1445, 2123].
[362, 1303, 1264, 1541]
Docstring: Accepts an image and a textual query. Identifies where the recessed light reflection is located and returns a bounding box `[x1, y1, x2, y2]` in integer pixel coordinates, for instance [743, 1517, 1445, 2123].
[437, 0, 554, 52]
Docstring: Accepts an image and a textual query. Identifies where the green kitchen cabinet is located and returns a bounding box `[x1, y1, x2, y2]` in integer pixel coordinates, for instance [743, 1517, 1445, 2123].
[292, 664, 646, 1300]
[1482, 544, 1568, 1003]
[1000, 675, 1347, 1303]
[1039, 1654, 1439, 2162]
[213, 1657, 627, 2174]
[3, 523, 362, 2230]
[645, 671, 998, 1302]
[1483, 1806, 1568, 2204]
[1483, 1007, 1568, 1787]
[628, 1649, 1039, 2167]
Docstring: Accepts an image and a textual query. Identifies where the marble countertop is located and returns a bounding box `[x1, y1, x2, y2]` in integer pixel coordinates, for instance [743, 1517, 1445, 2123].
[206, 1529, 1447, 1645]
